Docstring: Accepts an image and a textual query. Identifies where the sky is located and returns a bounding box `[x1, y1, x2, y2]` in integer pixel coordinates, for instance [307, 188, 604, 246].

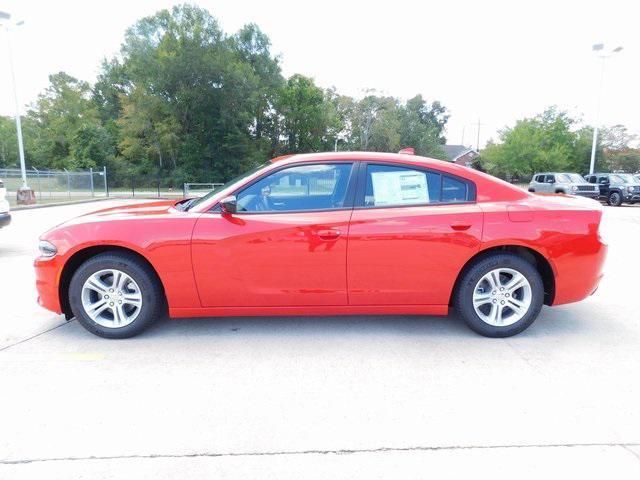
[0, 0, 638, 148]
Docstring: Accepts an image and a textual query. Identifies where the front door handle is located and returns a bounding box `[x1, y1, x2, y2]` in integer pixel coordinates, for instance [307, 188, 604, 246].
[450, 222, 471, 231]
[317, 229, 341, 240]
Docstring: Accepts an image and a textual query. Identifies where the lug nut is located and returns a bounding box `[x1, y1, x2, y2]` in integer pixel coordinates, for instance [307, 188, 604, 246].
[500, 287, 505, 291]
[109, 302, 114, 306]
[104, 295, 109, 299]
[109, 289, 114, 293]
[493, 299, 497, 303]
[500, 300, 505, 305]
[505, 293, 510, 297]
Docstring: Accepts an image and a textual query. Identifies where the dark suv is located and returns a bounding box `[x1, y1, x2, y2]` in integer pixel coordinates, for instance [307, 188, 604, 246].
[585, 173, 640, 206]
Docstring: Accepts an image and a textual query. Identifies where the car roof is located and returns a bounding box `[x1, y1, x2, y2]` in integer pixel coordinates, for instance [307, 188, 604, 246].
[189, 150, 530, 213]
[272, 151, 461, 173]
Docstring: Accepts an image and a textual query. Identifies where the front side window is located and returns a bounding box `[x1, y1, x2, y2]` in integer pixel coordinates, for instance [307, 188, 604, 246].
[235, 163, 353, 212]
[363, 164, 472, 207]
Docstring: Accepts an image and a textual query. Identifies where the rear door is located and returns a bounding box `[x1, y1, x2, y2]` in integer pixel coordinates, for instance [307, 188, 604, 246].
[346, 162, 483, 306]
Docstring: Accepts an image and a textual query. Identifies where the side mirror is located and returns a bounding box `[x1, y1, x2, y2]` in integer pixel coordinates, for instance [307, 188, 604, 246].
[220, 195, 237, 214]
[547, 179, 554, 184]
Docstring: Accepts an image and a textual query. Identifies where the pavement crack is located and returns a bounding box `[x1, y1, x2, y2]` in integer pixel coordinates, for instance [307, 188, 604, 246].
[621, 445, 640, 464]
[0, 319, 76, 353]
[3, 442, 640, 465]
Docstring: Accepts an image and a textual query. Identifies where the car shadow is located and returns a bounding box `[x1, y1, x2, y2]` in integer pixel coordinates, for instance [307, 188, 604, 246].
[137, 304, 595, 341]
[45, 303, 599, 345]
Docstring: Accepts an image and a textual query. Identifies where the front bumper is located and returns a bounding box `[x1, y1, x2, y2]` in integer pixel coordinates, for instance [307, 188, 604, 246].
[34, 255, 63, 314]
[573, 191, 599, 198]
[624, 194, 640, 203]
[0, 212, 11, 228]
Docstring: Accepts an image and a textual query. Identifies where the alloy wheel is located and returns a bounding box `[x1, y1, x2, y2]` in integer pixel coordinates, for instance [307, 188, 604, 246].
[81, 269, 143, 328]
[473, 268, 532, 327]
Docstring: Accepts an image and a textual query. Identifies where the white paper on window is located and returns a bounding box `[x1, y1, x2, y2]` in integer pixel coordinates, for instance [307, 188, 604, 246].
[371, 170, 429, 206]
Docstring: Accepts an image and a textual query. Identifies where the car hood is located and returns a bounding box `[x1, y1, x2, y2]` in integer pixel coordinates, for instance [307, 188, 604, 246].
[45, 199, 181, 233]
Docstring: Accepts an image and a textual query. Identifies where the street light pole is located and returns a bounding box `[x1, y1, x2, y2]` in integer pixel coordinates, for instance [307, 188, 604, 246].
[0, 11, 33, 203]
[588, 44, 623, 175]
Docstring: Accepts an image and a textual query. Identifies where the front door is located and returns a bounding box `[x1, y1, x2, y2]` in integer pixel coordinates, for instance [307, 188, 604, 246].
[191, 162, 356, 307]
[347, 163, 483, 306]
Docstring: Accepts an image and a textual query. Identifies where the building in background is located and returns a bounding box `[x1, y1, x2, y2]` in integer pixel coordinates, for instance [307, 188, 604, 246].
[442, 145, 478, 167]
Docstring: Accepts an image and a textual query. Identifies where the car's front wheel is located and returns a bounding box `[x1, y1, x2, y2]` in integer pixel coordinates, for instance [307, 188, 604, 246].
[455, 253, 544, 337]
[69, 252, 164, 338]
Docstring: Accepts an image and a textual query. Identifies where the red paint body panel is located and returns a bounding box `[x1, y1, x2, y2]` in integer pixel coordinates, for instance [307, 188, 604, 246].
[347, 204, 483, 305]
[34, 152, 607, 320]
[191, 210, 351, 306]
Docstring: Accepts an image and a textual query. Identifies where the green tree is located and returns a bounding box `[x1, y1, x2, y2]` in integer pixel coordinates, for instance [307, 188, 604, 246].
[276, 74, 332, 153]
[0, 116, 19, 167]
[481, 107, 585, 177]
[27, 72, 112, 169]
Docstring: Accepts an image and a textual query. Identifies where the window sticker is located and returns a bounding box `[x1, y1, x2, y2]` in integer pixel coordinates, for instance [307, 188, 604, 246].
[371, 170, 429, 206]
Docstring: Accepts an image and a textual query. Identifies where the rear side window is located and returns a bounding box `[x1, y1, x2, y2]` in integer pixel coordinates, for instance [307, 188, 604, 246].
[363, 164, 472, 207]
[442, 176, 468, 202]
[535, 175, 545, 183]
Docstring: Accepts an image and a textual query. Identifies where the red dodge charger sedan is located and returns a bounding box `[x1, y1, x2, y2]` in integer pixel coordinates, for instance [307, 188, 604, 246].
[34, 152, 607, 338]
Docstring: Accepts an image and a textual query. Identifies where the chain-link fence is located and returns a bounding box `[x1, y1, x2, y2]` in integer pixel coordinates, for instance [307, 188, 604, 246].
[0, 166, 222, 205]
[0, 167, 108, 206]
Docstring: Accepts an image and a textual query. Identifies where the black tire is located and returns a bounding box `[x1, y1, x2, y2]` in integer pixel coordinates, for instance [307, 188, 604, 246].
[528, 188, 535, 192]
[608, 191, 623, 206]
[454, 253, 544, 338]
[69, 252, 164, 338]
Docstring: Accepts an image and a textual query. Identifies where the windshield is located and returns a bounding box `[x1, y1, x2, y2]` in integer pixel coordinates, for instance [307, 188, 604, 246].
[557, 173, 585, 183]
[611, 174, 635, 184]
[186, 163, 268, 210]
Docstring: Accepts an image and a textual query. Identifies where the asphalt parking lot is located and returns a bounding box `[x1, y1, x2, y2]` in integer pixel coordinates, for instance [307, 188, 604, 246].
[1, 199, 640, 478]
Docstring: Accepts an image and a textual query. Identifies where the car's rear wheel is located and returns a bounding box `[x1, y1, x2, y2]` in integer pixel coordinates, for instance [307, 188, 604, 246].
[69, 252, 164, 338]
[455, 253, 544, 337]
[608, 191, 623, 206]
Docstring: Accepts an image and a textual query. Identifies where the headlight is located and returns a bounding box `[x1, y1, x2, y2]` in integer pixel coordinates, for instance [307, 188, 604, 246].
[571, 185, 578, 191]
[38, 240, 58, 257]
[628, 186, 634, 193]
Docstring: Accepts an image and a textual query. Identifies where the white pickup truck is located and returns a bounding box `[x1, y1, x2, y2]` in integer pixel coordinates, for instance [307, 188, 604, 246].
[0, 179, 11, 228]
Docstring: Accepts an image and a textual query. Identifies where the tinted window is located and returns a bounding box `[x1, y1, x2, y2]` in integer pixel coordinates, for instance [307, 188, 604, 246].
[363, 164, 471, 207]
[442, 176, 468, 202]
[364, 165, 440, 207]
[535, 175, 545, 183]
[236, 163, 353, 212]
[546, 175, 555, 183]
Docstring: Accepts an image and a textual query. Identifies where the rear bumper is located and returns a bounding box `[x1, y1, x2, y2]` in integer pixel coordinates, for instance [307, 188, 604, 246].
[34, 255, 63, 314]
[552, 238, 608, 306]
[0, 212, 11, 228]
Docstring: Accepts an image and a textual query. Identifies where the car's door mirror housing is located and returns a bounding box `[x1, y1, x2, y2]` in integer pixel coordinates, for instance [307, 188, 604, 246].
[220, 195, 237, 214]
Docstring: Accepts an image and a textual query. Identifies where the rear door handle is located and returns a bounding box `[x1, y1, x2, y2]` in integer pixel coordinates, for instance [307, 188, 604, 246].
[450, 222, 471, 231]
[317, 229, 341, 240]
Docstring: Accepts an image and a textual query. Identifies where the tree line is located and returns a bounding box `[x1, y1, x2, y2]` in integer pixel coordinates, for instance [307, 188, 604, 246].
[0, 4, 448, 186]
[1, 4, 637, 184]
[480, 108, 640, 178]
